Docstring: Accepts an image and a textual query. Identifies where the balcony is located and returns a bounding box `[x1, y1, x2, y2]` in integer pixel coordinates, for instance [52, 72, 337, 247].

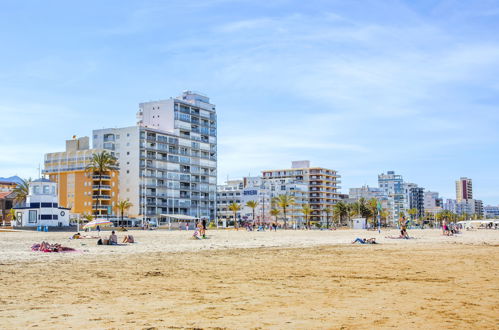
[93, 175, 111, 180]
[93, 185, 111, 190]
[92, 195, 111, 200]
[92, 205, 109, 210]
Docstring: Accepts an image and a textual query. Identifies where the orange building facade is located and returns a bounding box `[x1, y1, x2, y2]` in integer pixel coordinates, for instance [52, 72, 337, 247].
[43, 137, 119, 216]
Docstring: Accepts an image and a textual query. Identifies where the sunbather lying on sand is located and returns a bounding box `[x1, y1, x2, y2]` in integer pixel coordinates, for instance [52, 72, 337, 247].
[385, 235, 413, 239]
[351, 238, 377, 244]
[32, 242, 76, 253]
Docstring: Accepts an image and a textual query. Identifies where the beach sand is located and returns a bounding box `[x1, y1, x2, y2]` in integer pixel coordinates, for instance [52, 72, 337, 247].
[0, 229, 498, 329]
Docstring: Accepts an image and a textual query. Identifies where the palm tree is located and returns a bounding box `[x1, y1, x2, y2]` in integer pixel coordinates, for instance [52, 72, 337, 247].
[228, 202, 241, 230]
[407, 208, 418, 226]
[246, 200, 259, 225]
[301, 204, 312, 229]
[272, 194, 295, 229]
[333, 201, 348, 227]
[380, 209, 390, 227]
[323, 207, 332, 229]
[85, 151, 118, 217]
[116, 199, 133, 227]
[367, 198, 379, 229]
[12, 178, 31, 206]
[270, 208, 280, 226]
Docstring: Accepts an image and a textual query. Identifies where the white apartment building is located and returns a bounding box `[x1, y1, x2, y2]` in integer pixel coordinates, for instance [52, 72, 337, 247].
[93, 91, 217, 225]
[424, 191, 443, 214]
[378, 171, 405, 222]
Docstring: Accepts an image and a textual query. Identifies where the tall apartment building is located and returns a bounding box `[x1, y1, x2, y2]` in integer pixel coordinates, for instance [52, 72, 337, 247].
[456, 177, 473, 202]
[404, 183, 425, 219]
[424, 191, 443, 214]
[93, 91, 217, 225]
[43, 136, 119, 216]
[378, 171, 405, 221]
[262, 160, 341, 226]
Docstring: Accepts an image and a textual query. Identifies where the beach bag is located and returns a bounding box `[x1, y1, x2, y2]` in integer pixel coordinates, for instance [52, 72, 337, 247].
[97, 238, 103, 245]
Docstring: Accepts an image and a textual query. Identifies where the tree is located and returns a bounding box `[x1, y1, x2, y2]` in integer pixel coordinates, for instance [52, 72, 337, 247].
[85, 151, 118, 217]
[301, 204, 312, 229]
[12, 178, 31, 206]
[272, 194, 295, 229]
[246, 200, 259, 225]
[228, 202, 241, 230]
[323, 207, 332, 229]
[380, 209, 390, 226]
[116, 199, 133, 227]
[270, 208, 280, 225]
[333, 201, 349, 227]
[407, 208, 418, 225]
[367, 198, 379, 229]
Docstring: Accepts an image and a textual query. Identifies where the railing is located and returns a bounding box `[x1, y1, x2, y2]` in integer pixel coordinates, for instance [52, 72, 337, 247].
[93, 185, 111, 190]
[92, 175, 111, 180]
[92, 195, 111, 200]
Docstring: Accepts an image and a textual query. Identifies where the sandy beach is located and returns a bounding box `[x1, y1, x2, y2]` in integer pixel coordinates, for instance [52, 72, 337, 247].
[1, 229, 498, 329]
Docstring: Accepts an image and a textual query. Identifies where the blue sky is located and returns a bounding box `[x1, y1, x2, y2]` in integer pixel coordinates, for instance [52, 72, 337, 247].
[1, 0, 498, 204]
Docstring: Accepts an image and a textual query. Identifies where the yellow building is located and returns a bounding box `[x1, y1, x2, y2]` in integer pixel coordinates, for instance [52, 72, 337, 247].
[43, 137, 119, 216]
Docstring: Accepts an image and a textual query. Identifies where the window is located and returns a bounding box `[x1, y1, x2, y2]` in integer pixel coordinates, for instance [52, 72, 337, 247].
[127, 133, 130, 137]
[127, 151, 130, 155]
[44, 185, 51, 194]
[127, 170, 130, 174]
[29, 210, 37, 223]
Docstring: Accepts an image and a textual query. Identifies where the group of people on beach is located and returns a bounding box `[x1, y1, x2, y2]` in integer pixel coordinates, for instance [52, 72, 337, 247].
[442, 221, 460, 236]
[192, 219, 207, 239]
[97, 231, 135, 245]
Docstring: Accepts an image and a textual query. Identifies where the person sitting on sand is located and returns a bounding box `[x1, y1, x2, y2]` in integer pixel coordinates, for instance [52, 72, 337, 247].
[123, 235, 134, 243]
[71, 232, 81, 239]
[109, 231, 118, 245]
[192, 227, 201, 240]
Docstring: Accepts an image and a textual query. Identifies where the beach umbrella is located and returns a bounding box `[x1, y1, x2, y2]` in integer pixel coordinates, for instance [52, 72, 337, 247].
[83, 218, 113, 230]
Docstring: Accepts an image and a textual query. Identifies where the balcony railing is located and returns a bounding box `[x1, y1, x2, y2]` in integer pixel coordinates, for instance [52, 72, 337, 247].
[92, 175, 111, 180]
[92, 195, 111, 200]
[93, 185, 111, 190]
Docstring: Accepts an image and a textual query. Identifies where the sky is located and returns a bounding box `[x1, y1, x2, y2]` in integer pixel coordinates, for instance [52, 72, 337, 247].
[1, 0, 498, 204]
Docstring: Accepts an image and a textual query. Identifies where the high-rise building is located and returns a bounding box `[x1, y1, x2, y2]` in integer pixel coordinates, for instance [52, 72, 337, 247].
[456, 177, 473, 202]
[93, 91, 217, 225]
[424, 191, 443, 214]
[262, 161, 341, 226]
[378, 171, 405, 221]
[43, 136, 119, 216]
[444, 198, 483, 217]
[404, 183, 425, 219]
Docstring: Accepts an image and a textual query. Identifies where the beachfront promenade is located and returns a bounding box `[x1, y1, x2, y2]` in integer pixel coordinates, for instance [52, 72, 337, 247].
[1, 229, 498, 328]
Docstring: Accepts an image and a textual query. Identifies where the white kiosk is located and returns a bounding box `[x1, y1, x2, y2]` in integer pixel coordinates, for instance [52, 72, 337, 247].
[14, 178, 70, 227]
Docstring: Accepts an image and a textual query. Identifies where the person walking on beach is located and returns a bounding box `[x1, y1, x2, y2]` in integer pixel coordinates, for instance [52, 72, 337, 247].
[201, 218, 207, 238]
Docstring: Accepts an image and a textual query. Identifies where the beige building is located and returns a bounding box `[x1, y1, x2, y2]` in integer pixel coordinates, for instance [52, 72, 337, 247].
[262, 161, 341, 226]
[456, 177, 473, 203]
[43, 137, 119, 216]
